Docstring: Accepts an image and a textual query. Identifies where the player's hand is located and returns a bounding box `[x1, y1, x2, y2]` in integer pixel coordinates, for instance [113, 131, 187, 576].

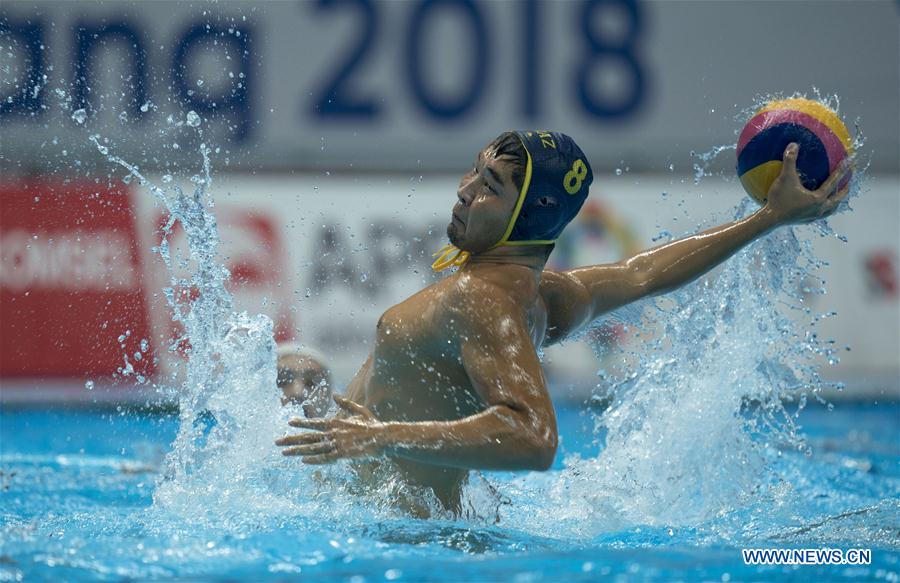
[765, 142, 852, 225]
[275, 395, 389, 464]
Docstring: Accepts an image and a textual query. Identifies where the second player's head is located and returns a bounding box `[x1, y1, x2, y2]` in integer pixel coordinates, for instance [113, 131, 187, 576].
[276, 344, 332, 416]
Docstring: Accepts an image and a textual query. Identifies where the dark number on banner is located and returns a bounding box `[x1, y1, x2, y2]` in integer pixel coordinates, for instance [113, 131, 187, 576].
[576, 0, 645, 118]
[309, 0, 381, 118]
[307, 0, 646, 122]
[405, 0, 488, 119]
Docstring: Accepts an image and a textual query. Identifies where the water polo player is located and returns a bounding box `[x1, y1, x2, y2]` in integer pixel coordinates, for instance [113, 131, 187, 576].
[276, 343, 333, 417]
[276, 131, 851, 516]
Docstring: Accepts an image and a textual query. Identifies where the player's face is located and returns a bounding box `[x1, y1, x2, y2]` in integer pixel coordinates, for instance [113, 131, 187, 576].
[276, 356, 330, 414]
[448, 145, 521, 253]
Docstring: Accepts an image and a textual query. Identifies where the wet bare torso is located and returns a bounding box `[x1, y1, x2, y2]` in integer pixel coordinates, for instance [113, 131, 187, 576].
[344, 264, 549, 513]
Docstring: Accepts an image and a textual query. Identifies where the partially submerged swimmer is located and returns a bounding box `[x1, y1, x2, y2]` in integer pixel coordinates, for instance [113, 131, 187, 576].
[276, 343, 332, 417]
[276, 131, 851, 516]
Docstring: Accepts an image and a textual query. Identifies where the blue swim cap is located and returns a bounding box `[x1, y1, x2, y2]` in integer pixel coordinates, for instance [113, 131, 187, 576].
[495, 130, 593, 247]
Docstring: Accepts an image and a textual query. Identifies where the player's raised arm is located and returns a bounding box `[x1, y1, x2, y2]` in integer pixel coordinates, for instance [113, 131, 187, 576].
[542, 143, 852, 345]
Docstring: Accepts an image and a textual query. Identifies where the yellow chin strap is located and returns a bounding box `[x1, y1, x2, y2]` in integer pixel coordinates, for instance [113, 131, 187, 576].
[431, 244, 471, 272]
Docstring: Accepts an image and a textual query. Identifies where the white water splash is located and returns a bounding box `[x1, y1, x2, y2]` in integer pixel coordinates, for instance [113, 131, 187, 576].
[691, 143, 737, 184]
[496, 93, 866, 539]
[504, 215, 855, 539]
[88, 125, 302, 529]
[87, 125, 451, 534]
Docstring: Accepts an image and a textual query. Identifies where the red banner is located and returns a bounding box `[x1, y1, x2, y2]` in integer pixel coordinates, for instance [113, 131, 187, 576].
[0, 180, 154, 379]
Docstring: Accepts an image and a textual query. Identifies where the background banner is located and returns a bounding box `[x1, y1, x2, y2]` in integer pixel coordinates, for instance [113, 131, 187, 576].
[1, 1, 897, 173]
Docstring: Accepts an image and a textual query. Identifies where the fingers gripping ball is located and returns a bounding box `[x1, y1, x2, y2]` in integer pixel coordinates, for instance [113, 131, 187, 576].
[736, 98, 853, 204]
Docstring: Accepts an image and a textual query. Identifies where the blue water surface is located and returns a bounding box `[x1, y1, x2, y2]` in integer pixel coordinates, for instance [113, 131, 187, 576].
[1, 400, 898, 581]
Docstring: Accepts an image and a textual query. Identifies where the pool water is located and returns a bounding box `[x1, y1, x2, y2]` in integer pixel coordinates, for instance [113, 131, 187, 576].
[1, 400, 897, 581]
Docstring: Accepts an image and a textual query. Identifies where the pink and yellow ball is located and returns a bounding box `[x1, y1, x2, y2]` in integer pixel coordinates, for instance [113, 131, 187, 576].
[737, 98, 853, 204]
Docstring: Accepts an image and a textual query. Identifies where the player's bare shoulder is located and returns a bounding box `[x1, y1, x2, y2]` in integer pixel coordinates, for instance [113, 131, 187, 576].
[373, 274, 485, 348]
[538, 269, 592, 347]
[436, 270, 534, 344]
[444, 271, 513, 318]
[375, 282, 444, 341]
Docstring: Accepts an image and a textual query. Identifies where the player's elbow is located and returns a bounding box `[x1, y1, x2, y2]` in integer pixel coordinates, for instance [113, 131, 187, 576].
[495, 405, 557, 471]
[622, 259, 653, 292]
[532, 443, 556, 471]
[527, 427, 558, 471]
[609, 259, 662, 303]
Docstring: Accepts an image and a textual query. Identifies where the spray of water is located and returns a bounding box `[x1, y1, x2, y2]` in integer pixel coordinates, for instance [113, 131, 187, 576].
[86, 111, 447, 538]
[497, 92, 866, 539]
[87, 115, 302, 530]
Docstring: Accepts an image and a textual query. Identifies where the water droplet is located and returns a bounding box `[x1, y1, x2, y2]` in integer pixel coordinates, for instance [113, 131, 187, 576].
[71, 108, 86, 124]
[85, 380, 94, 390]
[186, 111, 201, 127]
[162, 174, 173, 183]
[652, 230, 672, 242]
[615, 168, 623, 176]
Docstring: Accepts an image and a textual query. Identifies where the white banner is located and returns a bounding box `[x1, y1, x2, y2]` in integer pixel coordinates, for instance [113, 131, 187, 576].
[1, 0, 897, 172]
[130, 171, 899, 399]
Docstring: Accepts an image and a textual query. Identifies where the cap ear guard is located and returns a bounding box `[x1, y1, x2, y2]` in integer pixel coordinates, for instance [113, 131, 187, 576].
[495, 131, 592, 247]
[493, 143, 535, 246]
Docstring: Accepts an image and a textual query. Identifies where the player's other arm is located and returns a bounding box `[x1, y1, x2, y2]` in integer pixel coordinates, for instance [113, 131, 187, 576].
[278, 292, 557, 471]
[543, 143, 851, 344]
[370, 295, 557, 471]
